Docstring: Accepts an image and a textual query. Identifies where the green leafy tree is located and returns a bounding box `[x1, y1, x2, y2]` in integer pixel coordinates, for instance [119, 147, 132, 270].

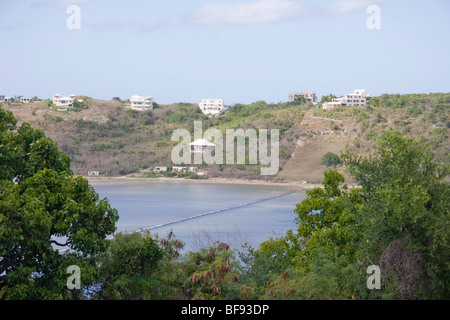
[321, 152, 342, 167]
[251, 131, 449, 299]
[320, 94, 337, 103]
[0, 106, 118, 299]
[96, 232, 163, 299]
[72, 98, 89, 111]
[341, 131, 450, 299]
[181, 242, 241, 300]
[94, 231, 187, 300]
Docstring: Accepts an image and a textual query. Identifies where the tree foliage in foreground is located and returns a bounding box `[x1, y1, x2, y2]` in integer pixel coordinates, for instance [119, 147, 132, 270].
[0, 106, 118, 299]
[250, 131, 450, 299]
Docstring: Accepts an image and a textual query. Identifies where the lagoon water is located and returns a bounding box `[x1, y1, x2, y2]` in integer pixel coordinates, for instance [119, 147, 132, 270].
[93, 181, 307, 252]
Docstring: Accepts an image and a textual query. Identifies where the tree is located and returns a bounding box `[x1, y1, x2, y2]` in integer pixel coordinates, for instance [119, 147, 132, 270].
[93, 231, 242, 300]
[298, 132, 449, 299]
[96, 232, 163, 300]
[240, 169, 364, 300]
[72, 98, 89, 111]
[320, 94, 337, 103]
[0, 106, 119, 299]
[181, 241, 241, 300]
[252, 131, 449, 299]
[321, 152, 341, 167]
[341, 131, 450, 299]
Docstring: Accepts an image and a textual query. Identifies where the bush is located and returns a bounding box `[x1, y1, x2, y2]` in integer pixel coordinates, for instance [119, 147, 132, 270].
[321, 152, 341, 167]
[156, 141, 169, 147]
[408, 107, 422, 117]
[72, 98, 89, 111]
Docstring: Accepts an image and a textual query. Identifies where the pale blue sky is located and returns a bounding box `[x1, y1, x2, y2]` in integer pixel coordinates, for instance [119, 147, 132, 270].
[1, 0, 449, 104]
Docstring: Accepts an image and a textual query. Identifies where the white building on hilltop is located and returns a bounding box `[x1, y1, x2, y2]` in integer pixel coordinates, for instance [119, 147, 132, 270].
[289, 91, 317, 103]
[0, 96, 13, 103]
[130, 95, 153, 110]
[52, 94, 77, 108]
[199, 99, 227, 115]
[322, 89, 370, 109]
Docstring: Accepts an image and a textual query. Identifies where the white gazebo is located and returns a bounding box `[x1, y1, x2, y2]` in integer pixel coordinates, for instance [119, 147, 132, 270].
[189, 139, 215, 153]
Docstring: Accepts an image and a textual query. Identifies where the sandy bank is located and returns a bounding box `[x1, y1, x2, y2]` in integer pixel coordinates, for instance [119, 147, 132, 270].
[85, 176, 321, 190]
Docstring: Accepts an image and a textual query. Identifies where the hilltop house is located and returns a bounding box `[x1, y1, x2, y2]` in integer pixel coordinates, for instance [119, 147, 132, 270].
[0, 96, 13, 103]
[52, 94, 77, 109]
[289, 91, 317, 103]
[20, 97, 31, 103]
[321, 89, 370, 109]
[199, 99, 227, 115]
[130, 95, 153, 110]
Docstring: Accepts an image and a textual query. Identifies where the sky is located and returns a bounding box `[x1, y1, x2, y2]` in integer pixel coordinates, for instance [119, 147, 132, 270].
[0, 0, 449, 105]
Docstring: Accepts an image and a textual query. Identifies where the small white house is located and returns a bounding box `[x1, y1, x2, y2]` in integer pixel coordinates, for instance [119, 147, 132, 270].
[172, 166, 187, 172]
[189, 139, 215, 153]
[130, 95, 153, 110]
[53, 94, 77, 108]
[199, 99, 227, 115]
[20, 97, 31, 103]
[0, 96, 13, 103]
[289, 91, 317, 103]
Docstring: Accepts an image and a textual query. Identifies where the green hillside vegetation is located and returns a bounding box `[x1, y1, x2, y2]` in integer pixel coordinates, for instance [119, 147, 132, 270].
[1, 92, 449, 183]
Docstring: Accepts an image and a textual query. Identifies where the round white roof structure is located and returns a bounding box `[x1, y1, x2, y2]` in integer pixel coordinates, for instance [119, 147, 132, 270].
[189, 139, 215, 146]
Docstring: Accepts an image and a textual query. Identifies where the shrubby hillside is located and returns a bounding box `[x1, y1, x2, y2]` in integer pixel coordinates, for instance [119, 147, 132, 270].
[2, 92, 449, 182]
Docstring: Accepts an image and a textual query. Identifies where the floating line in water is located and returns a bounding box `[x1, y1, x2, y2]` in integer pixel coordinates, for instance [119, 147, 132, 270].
[132, 191, 295, 234]
[60, 191, 295, 252]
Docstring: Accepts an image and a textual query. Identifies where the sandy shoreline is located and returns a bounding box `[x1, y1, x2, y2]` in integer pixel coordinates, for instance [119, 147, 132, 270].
[85, 176, 321, 190]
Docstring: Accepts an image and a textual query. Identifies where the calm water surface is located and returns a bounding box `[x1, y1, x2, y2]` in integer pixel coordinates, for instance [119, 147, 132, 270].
[93, 181, 306, 251]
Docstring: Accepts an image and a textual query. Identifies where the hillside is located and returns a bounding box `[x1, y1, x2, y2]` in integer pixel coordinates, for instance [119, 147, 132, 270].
[2, 93, 449, 183]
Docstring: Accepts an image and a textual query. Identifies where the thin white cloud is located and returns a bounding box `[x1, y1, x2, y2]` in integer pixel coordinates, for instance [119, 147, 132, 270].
[0, 22, 31, 31]
[78, 0, 387, 32]
[84, 20, 147, 32]
[31, 0, 92, 8]
[183, 0, 307, 27]
[324, 0, 385, 15]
